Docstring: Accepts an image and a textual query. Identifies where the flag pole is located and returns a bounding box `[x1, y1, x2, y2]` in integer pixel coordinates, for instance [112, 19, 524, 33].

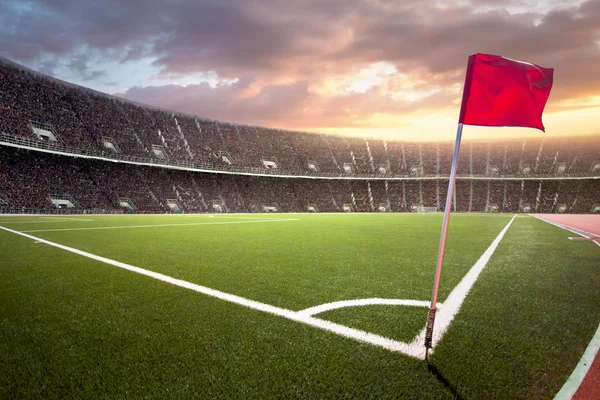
[423, 53, 553, 359]
[424, 122, 463, 360]
[424, 54, 475, 360]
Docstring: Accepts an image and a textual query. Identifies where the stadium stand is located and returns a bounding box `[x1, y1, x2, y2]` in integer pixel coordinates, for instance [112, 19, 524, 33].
[1, 57, 600, 214]
[471, 181, 488, 212]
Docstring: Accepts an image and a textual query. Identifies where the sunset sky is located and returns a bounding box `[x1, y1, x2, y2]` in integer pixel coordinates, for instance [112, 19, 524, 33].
[1, 0, 599, 142]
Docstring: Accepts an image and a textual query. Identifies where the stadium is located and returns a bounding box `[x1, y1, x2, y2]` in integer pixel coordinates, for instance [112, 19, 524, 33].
[1, 1, 600, 398]
[1, 59, 599, 215]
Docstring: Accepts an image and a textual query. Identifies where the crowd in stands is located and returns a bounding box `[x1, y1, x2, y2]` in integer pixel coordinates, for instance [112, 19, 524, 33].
[471, 181, 488, 212]
[3, 151, 597, 214]
[3, 147, 598, 214]
[1, 58, 600, 214]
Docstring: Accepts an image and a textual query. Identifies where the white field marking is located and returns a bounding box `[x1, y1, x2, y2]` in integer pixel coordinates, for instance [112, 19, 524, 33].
[0, 212, 515, 218]
[42, 217, 94, 222]
[20, 218, 300, 233]
[0, 220, 93, 224]
[0, 225, 421, 357]
[409, 214, 518, 355]
[530, 215, 600, 248]
[554, 322, 600, 400]
[297, 299, 434, 317]
[531, 215, 600, 399]
[181, 215, 291, 220]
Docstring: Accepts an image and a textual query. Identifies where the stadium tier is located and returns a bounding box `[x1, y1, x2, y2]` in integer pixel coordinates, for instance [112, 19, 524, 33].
[1, 58, 600, 214]
[2, 146, 600, 214]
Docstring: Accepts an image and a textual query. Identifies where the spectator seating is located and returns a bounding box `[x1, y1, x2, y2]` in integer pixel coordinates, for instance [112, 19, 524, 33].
[1, 57, 600, 214]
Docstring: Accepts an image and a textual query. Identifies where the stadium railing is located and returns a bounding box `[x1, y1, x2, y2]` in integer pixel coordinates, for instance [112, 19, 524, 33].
[1, 132, 598, 181]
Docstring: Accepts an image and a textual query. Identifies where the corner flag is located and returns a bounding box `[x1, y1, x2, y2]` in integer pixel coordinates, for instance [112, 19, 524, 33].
[424, 53, 554, 358]
[459, 53, 554, 131]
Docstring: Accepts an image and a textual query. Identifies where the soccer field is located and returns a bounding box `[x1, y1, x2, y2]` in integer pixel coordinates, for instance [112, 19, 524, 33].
[1, 213, 598, 399]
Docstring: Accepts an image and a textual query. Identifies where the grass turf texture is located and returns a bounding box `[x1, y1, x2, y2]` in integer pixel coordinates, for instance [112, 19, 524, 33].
[0, 214, 598, 399]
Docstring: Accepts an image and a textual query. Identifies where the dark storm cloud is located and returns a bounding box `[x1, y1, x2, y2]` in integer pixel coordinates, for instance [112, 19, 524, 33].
[0, 0, 166, 70]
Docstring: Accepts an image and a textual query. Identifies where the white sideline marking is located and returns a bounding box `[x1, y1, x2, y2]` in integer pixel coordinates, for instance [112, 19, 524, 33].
[531, 215, 600, 248]
[0, 225, 420, 356]
[569, 236, 600, 241]
[554, 322, 600, 400]
[0, 215, 515, 359]
[20, 218, 300, 233]
[169, 215, 282, 220]
[192, 215, 291, 219]
[531, 215, 600, 399]
[298, 298, 434, 317]
[409, 214, 518, 354]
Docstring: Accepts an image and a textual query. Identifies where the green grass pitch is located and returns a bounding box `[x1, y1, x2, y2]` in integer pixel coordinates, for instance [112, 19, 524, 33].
[0, 213, 598, 399]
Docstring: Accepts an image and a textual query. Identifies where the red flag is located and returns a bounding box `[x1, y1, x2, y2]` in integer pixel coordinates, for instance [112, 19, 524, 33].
[459, 53, 554, 131]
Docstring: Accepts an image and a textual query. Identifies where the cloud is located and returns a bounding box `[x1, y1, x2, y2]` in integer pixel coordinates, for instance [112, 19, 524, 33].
[118, 78, 310, 126]
[117, 68, 459, 131]
[2, 0, 600, 132]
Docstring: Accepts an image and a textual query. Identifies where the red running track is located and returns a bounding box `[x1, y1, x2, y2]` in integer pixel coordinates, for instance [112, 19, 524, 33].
[533, 214, 600, 245]
[533, 214, 600, 400]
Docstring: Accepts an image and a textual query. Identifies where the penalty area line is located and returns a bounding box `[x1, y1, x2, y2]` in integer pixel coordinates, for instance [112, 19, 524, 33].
[20, 218, 300, 233]
[0, 224, 421, 358]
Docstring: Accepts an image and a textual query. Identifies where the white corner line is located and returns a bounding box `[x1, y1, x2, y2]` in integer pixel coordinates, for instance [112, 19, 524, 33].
[297, 299, 434, 317]
[20, 218, 300, 233]
[410, 214, 518, 354]
[0, 224, 421, 358]
[553, 322, 600, 400]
